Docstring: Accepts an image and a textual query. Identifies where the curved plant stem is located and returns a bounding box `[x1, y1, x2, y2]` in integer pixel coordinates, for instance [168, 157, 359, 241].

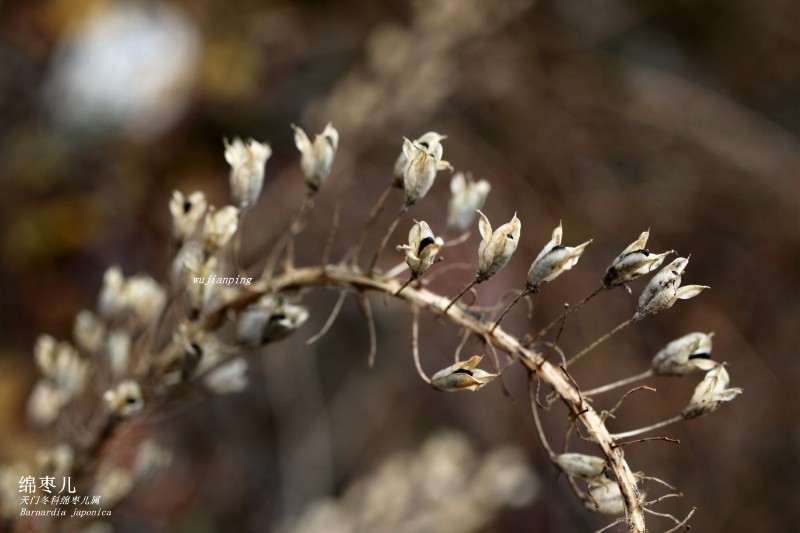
[171, 264, 649, 532]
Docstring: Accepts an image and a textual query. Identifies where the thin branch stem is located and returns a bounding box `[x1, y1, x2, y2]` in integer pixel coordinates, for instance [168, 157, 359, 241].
[306, 290, 348, 345]
[321, 205, 341, 266]
[454, 329, 471, 363]
[602, 385, 656, 422]
[444, 277, 478, 313]
[368, 205, 408, 274]
[529, 375, 556, 459]
[661, 508, 696, 533]
[411, 306, 430, 384]
[351, 184, 394, 268]
[565, 317, 635, 368]
[535, 285, 606, 341]
[358, 293, 378, 369]
[283, 191, 315, 272]
[395, 276, 415, 296]
[583, 369, 655, 396]
[612, 436, 680, 449]
[491, 287, 531, 333]
[611, 415, 683, 440]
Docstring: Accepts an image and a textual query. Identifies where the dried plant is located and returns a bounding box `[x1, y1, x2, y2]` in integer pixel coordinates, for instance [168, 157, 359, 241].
[1, 124, 743, 533]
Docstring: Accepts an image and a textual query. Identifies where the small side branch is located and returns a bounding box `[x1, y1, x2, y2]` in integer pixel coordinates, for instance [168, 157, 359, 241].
[351, 184, 394, 268]
[284, 191, 316, 272]
[306, 290, 348, 345]
[611, 415, 683, 440]
[491, 287, 532, 333]
[358, 293, 378, 369]
[565, 317, 634, 368]
[411, 306, 430, 384]
[535, 285, 605, 341]
[583, 369, 655, 396]
[444, 277, 479, 313]
[368, 205, 408, 275]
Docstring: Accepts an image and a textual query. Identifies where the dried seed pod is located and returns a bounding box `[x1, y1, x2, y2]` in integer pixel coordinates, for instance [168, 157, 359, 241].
[634, 257, 708, 321]
[554, 453, 606, 480]
[401, 137, 452, 206]
[92, 468, 133, 507]
[73, 310, 105, 353]
[584, 476, 626, 515]
[396, 220, 444, 278]
[103, 380, 144, 417]
[27, 380, 65, 426]
[36, 445, 73, 478]
[224, 137, 271, 209]
[431, 355, 497, 392]
[603, 230, 671, 287]
[477, 211, 521, 281]
[393, 131, 447, 187]
[447, 172, 491, 233]
[203, 358, 249, 394]
[169, 190, 207, 243]
[121, 275, 166, 326]
[98, 266, 125, 319]
[34, 337, 88, 400]
[236, 296, 309, 345]
[526, 222, 591, 292]
[106, 330, 131, 378]
[183, 255, 219, 315]
[202, 205, 240, 254]
[682, 365, 742, 419]
[293, 122, 339, 191]
[652, 332, 717, 376]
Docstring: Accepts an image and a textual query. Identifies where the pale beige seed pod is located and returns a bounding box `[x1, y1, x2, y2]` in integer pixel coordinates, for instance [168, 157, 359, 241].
[36, 444, 73, 478]
[401, 137, 452, 206]
[652, 332, 717, 376]
[203, 358, 249, 394]
[133, 440, 173, 482]
[393, 131, 447, 187]
[584, 476, 626, 515]
[477, 211, 521, 281]
[98, 266, 125, 319]
[431, 355, 497, 392]
[105, 330, 131, 378]
[169, 190, 207, 243]
[236, 296, 309, 345]
[603, 230, 671, 288]
[554, 453, 606, 480]
[92, 468, 133, 508]
[526, 222, 591, 292]
[682, 365, 742, 420]
[634, 257, 708, 321]
[103, 380, 144, 417]
[73, 310, 105, 353]
[171, 240, 203, 288]
[202, 205, 240, 254]
[34, 337, 88, 400]
[184, 255, 219, 315]
[27, 380, 65, 426]
[447, 172, 491, 233]
[396, 220, 444, 278]
[224, 137, 271, 209]
[293, 122, 339, 191]
[121, 275, 166, 326]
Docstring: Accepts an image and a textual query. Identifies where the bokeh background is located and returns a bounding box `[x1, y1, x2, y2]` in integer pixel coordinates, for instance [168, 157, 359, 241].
[1, 0, 798, 531]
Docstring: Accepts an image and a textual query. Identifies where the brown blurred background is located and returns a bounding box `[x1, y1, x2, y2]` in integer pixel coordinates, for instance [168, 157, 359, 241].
[1, 0, 798, 531]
